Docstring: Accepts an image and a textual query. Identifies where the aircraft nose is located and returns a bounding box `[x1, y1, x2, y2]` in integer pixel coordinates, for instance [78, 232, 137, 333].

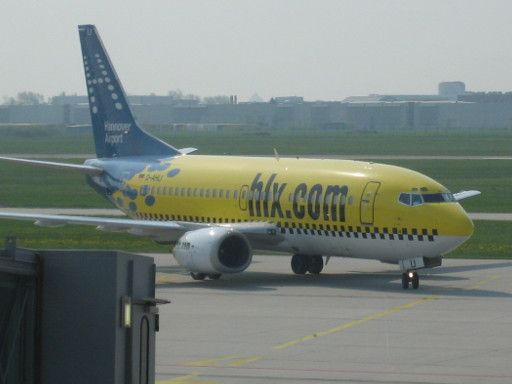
[447, 204, 474, 240]
[435, 204, 474, 254]
[456, 208, 474, 238]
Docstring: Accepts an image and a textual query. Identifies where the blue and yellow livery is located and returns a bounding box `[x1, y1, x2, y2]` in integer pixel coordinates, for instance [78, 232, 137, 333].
[0, 25, 480, 289]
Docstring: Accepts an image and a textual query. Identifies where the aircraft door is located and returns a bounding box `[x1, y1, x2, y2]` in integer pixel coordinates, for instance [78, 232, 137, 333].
[239, 185, 249, 211]
[360, 181, 381, 225]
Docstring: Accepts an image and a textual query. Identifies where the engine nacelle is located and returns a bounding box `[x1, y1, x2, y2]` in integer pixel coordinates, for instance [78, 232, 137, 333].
[173, 227, 252, 274]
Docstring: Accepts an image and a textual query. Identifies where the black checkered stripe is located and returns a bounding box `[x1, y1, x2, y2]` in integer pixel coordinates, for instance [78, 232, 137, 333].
[276, 222, 438, 242]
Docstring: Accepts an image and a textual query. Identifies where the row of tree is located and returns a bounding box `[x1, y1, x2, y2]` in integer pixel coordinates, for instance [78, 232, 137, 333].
[2, 91, 46, 105]
[2, 90, 233, 105]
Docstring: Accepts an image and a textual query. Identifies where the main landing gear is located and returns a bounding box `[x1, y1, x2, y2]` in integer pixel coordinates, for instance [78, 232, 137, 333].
[291, 254, 324, 275]
[401, 271, 419, 289]
[190, 272, 222, 280]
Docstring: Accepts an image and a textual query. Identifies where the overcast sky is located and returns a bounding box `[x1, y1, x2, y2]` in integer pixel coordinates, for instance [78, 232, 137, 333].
[1, 0, 511, 101]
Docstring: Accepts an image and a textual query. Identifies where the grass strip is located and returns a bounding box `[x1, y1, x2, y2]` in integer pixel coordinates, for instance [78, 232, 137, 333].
[0, 220, 508, 259]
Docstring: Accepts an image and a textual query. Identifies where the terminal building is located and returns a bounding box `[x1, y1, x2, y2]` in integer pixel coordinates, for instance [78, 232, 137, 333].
[2, 82, 512, 130]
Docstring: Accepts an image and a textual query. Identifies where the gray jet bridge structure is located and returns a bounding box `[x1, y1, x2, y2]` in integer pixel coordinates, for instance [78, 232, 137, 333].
[0, 237, 168, 384]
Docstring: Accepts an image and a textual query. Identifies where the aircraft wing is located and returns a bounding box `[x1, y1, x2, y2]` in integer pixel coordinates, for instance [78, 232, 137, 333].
[453, 190, 481, 201]
[0, 211, 283, 244]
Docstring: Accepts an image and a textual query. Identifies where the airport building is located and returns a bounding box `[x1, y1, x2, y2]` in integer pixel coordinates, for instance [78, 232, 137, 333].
[2, 82, 512, 130]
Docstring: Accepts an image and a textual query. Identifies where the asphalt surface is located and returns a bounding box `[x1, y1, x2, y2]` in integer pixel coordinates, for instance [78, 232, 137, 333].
[153, 255, 512, 384]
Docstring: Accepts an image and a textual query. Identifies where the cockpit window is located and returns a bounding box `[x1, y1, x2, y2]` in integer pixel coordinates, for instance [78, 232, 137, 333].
[411, 194, 423, 206]
[422, 193, 456, 203]
[399, 193, 411, 206]
[399, 192, 455, 206]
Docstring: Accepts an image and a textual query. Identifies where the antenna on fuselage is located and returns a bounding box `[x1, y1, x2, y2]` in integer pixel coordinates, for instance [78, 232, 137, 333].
[273, 148, 280, 162]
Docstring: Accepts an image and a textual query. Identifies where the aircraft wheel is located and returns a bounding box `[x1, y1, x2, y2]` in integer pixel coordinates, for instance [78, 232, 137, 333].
[190, 272, 206, 280]
[401, 273, 409, 289]
[291, 254, 308, 275]
[208, 273, 222, 280]
[308, 255, 324, 274]
[411, 272, 419, 289]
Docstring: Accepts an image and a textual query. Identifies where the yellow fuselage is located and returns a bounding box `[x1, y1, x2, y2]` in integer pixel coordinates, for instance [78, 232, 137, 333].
[94, 155, 473, 261]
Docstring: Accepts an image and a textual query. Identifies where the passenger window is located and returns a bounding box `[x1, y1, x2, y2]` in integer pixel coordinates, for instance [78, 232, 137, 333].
[140, 185, 148, 196]
[212, 189, 218, 198]
[193, 188, 198, 197]
[226, 190, 230, 199]
[219, 190, 224, 198]
[181, 187, 186, 196]
[234, 190, 239, 199]
[200, 189, 204, 197]
[348, 196, 353, 205]
[205, 189, 210, 198]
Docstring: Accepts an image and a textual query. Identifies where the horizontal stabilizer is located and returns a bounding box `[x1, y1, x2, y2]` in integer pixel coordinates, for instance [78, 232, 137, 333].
[453, 190, 481, 201]
[0, 156, 103, 175]
[179, 147, 198, 155]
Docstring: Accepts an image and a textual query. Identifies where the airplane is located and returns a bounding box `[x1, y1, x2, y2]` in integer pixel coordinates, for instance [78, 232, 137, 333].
[0, 25, 481, 289]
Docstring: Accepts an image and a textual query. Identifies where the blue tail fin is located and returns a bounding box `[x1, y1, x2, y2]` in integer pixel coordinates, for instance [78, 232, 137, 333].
[78, 25, 179, 159]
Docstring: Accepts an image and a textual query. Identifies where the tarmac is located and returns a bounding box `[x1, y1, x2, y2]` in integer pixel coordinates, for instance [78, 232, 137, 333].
[153, 254, 512, 384]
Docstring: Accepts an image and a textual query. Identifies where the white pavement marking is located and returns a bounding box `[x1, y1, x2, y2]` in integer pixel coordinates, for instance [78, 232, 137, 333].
[0, 209, 511, 221]
[0, 208, 125, 216]
[2, 153, 512, 160]
[1, 209, 511, 221]
[469, 213, 512, 221]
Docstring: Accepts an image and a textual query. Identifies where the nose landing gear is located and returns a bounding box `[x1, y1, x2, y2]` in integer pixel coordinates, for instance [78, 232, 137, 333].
[401, 271, 419, 289]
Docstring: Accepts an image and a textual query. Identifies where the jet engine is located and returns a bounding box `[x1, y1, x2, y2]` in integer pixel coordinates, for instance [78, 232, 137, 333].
[173, 227, 252, 274]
